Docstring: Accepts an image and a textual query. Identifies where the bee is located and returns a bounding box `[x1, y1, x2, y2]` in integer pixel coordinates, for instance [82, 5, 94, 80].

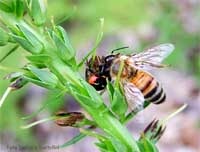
[85, 44, 174, 111]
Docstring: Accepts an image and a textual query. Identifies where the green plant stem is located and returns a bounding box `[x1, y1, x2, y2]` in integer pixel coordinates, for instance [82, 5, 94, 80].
[0, 11, 140, 152]
[51, 58, 139, 152]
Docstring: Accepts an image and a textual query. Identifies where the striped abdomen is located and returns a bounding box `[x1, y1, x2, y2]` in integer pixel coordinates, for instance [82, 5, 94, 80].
[130, 70, 166, 104]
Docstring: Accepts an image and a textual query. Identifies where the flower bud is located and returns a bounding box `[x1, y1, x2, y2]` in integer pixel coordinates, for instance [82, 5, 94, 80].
[9, 77, 28, 90]
[140, 119, 166, 143]
[27, 0, 47, 26]
[55, 111, 85, 127]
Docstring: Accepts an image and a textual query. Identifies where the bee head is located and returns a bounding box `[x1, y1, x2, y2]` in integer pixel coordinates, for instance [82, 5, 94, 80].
[87, 74, 107, 90]
[85, 55, 115, 91]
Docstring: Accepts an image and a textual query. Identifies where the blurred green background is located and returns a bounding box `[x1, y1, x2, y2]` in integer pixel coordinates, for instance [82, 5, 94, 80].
[0, 0, 200, 151]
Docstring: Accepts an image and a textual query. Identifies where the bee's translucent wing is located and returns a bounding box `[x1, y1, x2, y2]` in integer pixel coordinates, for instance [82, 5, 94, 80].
[128, 43, 174, 70]
[122, 81, 145, 112]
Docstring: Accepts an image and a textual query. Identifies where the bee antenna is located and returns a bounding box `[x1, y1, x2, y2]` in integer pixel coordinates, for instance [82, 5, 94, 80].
[111, 46, 129, 54]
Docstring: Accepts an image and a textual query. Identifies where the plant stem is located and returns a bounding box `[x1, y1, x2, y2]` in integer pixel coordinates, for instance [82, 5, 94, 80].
[51, 58, 140, 151]
[0, 11, 140, 152]
[0, 87, 12, 108]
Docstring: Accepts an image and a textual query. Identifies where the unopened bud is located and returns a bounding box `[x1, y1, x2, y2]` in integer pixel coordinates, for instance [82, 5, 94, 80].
[140, 119, 166, 143]
[55, 111, 84, 127]
[9, 77, 28, 90]
[27, 0, 47, 25]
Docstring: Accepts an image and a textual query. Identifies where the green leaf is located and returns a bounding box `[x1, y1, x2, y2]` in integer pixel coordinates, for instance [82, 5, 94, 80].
[137, 141, 145, 152]
[26, 54, 51, 68]
[24, 75, 54, 89]
[65, 80, 102, 108]
[11, 34, 41, 54]
[122, 101, 151, 124]
[0, 45, 19, 63]
[52, 31, 74, 61]
[26, 54, 51, 65]
[78, 18, 104, 68]
[103, 140, 116, 152]
[106, 80, 114, 102]
[27, 0, 46, 25]
[60, 133, 86, 148]
[109, 136, 127, 152]
[16, 24, 43, 53]
[56, 26, 75, 56]
[79, 80, 103, 106]
[138, 137, 159, 152]
[26, 66, 59, 88]
[74, 92, 101, 108]
[95, 142, 109, 152]
[48, 27, 76, 67]
[0, 28, 9, 46]
[15, 0, 24, 18]
[144, 101, 151, 108]
[0, 1, 13, 12]
[111, 88, 127, 118]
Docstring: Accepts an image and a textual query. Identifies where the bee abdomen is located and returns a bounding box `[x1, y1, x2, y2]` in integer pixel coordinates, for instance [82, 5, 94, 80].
[131, 70, 166, 104]
[143, 81, 166, 104]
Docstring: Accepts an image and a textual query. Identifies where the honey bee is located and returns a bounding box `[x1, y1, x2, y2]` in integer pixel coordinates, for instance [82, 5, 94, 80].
[86, 44, 174, 111]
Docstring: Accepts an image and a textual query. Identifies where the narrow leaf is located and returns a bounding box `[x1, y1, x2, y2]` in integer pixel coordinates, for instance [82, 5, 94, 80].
[111, 88, 127, 118]
[21, 116, 56, 129]
[0, 45, 19, 63]
[27, 66, 59, 88]
[0, 28, 9, 46]
[17, 24, 43, 53]
[79, 80, 103, 105]
[52, 31, 73, 61]
[11, 34, 39, 54]
[74, 92, 101, 108]
[15, 0, 24, 18]
[24, 75, 55, 89]
[106, 80, 114, 100]
[95, 142, 108, 152]
[60, 133, 86, 148]
[56, 26, 75, 55]
[26, 54, 51, 64]
[141, 137, 158, 152]
[78, 18, 104, 68]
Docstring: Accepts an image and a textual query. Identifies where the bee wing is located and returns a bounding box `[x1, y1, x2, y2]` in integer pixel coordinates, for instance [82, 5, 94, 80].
[129, 43, 174, 70]
[122, 81, 145, 112]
